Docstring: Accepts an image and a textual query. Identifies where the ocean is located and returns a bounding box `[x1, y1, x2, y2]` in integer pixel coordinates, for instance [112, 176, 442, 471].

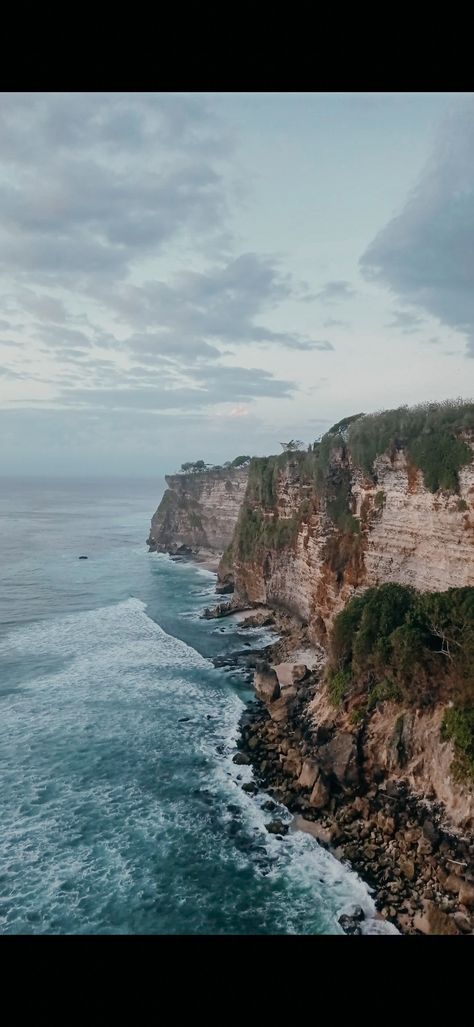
[0, 477, 395, 935]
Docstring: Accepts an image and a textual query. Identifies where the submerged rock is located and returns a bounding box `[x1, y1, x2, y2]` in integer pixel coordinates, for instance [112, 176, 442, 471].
[265, 819, 289, 836]
[232, 751, 251, 766]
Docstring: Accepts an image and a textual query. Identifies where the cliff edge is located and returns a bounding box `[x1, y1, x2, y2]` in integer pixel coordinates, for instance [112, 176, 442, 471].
[147, 464, 249, 572]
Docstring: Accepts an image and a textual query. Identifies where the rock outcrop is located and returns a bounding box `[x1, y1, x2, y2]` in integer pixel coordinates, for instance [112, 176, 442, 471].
[147, 465, 249, 565]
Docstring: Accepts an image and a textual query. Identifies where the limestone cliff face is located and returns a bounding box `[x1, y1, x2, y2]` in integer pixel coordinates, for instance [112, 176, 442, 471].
[148, 466, 249, 558]
[229, 445, 474, 641]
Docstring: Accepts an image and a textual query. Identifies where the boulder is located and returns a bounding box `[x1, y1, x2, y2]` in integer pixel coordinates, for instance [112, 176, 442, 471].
[241, 781, 257, 794]
[459, 880, 474, 908]
[422, 819, 440, 849]
[265, 820, 288, 835]
[399, 859, 416, 882]
[444, 873, 463, 895]
[413, 900, 460, 935]
[297, 759, 320, 790]
[319, 732, 360, 789]
[343, 904, 365, 921]
[292, 664, 309, 683]
[232, 751, 250, 766]
[338, 914, 362, 935]
[453, 911, 473, 934]
[254, 661, 281, 703]
[215, 582, 234, 595]
[309, 774, 330, 810]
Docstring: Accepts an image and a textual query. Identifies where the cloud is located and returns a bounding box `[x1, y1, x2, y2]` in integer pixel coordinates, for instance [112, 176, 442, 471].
[360, 101, 474, 356]
[309, 340, 335, 351]
[385, 309, 424, 333]
[323, 318, 351, 329]
[92, 253, 324, 355]
[58, 364, 295, 411]
[315, 280, 355, 302]
[0, 94, 231, 284]
[13, 289, 68, 323]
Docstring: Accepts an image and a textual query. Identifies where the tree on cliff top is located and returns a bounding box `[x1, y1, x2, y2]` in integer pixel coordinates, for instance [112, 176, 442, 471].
[231, 455, 251, 466]
[180, 460, 206, 472]
[280, 440, 305, 452]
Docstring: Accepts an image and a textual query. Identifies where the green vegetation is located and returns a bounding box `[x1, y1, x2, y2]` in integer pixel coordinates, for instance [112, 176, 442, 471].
[441, 706, 474, 782]
[350, 706, 366, 725]
[232, 399, 474, 584]
[374, 490, 386, 509]
[180, 460, 207, 472]
[179, 455, 251, 474]
[231, 454, 251, 467]
[236, 505, 302, 560]
[328, 582, 474, 780]
[367, 680, 402, 710]
[329, 582, 474, 709]
[328, 669, 351, 707]
[457, 498, 468, 512]
[346, 399, 474, 492]
[279, 439, 305, 452]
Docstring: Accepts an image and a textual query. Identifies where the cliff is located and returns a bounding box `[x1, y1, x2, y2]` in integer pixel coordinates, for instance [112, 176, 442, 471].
[149, 403, 474, 878]
[147, 464, 249, 566]
[224, 409, 474, 640]
[220, 402, 474, 853]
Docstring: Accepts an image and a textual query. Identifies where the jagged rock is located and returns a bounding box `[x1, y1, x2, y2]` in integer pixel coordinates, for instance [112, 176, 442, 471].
[309, 774, 330, 810]
[319, 733, 360, 790]
[202, 602, 233, 620]
[269, 695, 294, 723]
[297, 758, 320, 790]
[254, 661, 281, 703]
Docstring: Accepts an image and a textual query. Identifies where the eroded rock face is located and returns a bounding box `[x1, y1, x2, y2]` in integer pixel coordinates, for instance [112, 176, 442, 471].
[147, 466, 249, 558]
[232, 444, 474, 638]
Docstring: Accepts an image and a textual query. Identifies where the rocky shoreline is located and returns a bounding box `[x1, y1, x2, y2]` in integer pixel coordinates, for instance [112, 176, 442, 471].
[210, 606, 474, 936]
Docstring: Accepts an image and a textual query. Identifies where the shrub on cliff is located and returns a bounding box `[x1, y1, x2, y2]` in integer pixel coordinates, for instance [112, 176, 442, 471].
[328, 583, 474, 708]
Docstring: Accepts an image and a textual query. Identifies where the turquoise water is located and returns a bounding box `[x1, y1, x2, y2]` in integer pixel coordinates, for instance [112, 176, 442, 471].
[0, 478, 389, 935]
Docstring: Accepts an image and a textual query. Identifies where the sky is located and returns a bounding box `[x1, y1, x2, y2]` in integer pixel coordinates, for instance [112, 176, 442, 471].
[1, 90, 474, 476]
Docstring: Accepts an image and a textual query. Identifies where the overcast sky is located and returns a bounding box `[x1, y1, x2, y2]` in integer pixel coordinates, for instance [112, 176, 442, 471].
[1, 91, 474, 476]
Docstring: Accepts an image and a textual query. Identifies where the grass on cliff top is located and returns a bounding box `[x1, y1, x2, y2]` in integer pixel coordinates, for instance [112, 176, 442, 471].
[345, 399, 474, 492]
